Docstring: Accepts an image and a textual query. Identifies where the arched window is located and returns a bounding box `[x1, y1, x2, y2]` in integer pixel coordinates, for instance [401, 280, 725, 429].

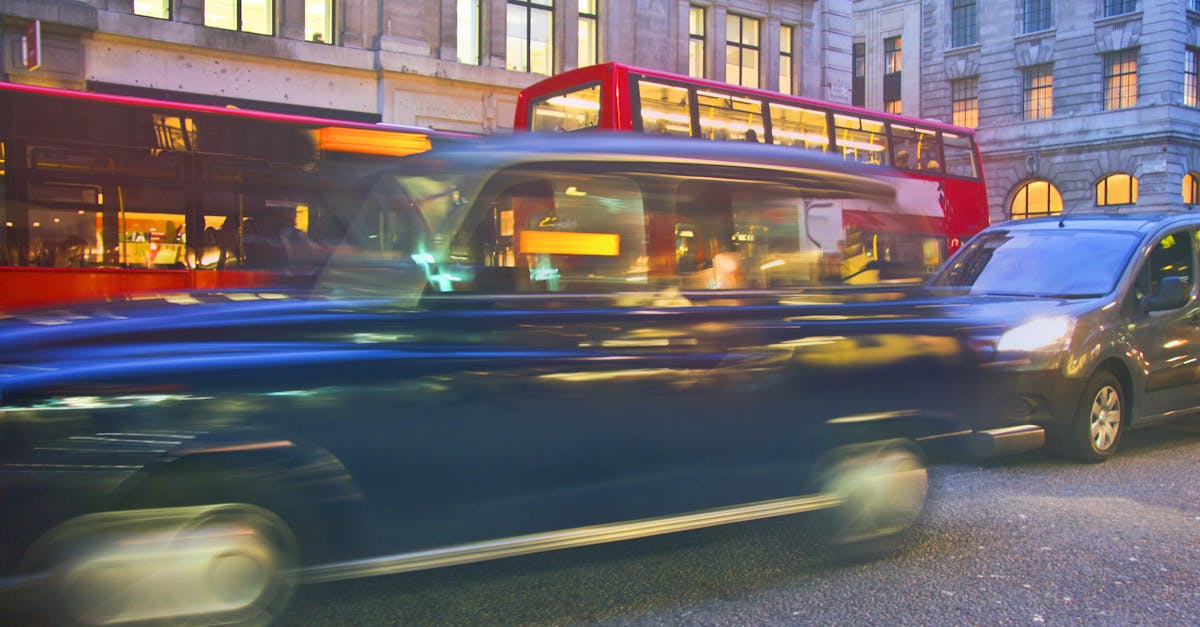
[1184, 172, 1200, 205]
[1009, 180, 1063, 219]
[1096, 173, 1138, 206]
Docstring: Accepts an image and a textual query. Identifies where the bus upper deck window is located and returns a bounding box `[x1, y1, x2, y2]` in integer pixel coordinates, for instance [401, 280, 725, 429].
[531, 83, 602, 133]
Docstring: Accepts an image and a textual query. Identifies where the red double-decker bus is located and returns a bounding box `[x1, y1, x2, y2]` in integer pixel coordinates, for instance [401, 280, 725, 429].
[0, 81, 467, 312]
[514, 62, 990, 284]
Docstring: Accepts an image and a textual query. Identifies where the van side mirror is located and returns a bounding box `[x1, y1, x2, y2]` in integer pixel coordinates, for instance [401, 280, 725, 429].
[1143, 275, 1191, 311]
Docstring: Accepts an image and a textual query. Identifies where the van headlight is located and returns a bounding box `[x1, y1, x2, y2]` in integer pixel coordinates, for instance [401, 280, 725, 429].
[995, 316, 1076, 353]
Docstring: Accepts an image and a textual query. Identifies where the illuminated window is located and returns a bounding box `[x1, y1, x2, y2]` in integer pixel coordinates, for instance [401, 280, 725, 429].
[1184, 172, 1200, 205]
[1186, 47, 1199, 108]
[1104, 49, 1138, 110]
[1010, 180, 1063, 219]
[884, 36, 901, 114]
[770, 103, 830, 152]
[696, 89, 764, 142]
[1096, 173, 1138, 206]
[951, 77, 979, 128]
[834, 114, 889, 165]
[458, 0, 481, 63]
[578, 0, 598, 68]
[305, 0, 332, 43]
[531, 83, 601, 132]
[951, 0, 978, 48]
[507, 0, 554, 76]
[1023, 64, 1053, 120]
[779, 25, 794, 95]
[1022, 0, 1051, 33]
[638, 80, 692, 137]
[689, 6, 707, 78]
[1103, 0, 1136, 17]
[204, 0, 273, 35]
[134, 0, 170, 19]
[725, 14, 760, 89]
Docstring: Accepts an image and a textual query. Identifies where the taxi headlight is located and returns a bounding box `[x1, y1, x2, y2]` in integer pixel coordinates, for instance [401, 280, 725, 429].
[996, 316, 1076, 353]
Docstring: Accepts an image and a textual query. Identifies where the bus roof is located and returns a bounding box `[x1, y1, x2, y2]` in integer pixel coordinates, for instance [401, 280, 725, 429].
[520, 62, 976, 135]
[0, 80, 474, 138]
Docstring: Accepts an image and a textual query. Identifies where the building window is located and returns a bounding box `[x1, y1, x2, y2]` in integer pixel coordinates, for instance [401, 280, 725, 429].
[205, 0, 273, 35]
[578, 0, 598, 68]
[1023, 64, 1053, 120]
[884, 36, 902, 114]
[458, 0, 481, 63]
[1010, 180, 1063, 219]
[780, 25, 794, 95]
[951, 77, 979, 128]
[726, 14, 760, 88]
[1187, 48, 1199, 107]
[1103, 0, 1137, 17]
[1096, 173, 1139, 206]
[134, 0, 170, 19]
[1184, 172, 1200, 204]
[507, 0, 554, 76]
[1192, 0, 1200, 11]
[951, 0, 978, 48]
[305, 0, 332, 43]
[689, 6, 706, 78]
[852, 42, 865, 107]
[1104, 49, 1138, 110]
[1022, 0, 1052, 33]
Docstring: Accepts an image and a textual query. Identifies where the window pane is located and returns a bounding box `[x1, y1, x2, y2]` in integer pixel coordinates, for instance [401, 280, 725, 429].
[506, 5, 528, 72]
[639, 81, 693, 137]
[943, 132, 979, 178]
[529, 6, 553, 75]
[1183, 173, 1200, 204]
[1186, 48, 1199, 108]
[1104, 49, 1138, 110]
[458, 0, 480, 63]
[834, 114, 888, 165]
[770, 103, 829, 152]
[531, 83, 601, 132]
[951, 78, 979, 128]
[578, 16, 597, 67]
[951, 0, 978, 47]
[1010, 180, 1062, 219]
[1023, 64, 1053, 120]
[306, 0, 332, 43]
[134, 0, 170, 19]
[241, 0, 274, 35]
[205, 0, 237, 30]
[697, 90, 764, 142]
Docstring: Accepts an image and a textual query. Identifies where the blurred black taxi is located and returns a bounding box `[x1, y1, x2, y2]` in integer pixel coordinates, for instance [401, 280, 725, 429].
[1, 135, 997, 624]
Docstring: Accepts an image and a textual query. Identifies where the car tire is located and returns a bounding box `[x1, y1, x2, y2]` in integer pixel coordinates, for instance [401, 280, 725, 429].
[1057, 369, 1125, 463]
[22, 503, 298, 627]
[809, 438, 928, 559]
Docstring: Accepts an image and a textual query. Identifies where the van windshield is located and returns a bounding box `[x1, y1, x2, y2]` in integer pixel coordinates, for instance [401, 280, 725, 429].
[929, 229, 1140, 298]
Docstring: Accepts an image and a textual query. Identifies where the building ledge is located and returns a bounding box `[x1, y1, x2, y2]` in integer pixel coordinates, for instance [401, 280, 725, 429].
[1014, 28, 1055, 45]
[1094, 11, 1142, 29]
[943, 42, 981, 58]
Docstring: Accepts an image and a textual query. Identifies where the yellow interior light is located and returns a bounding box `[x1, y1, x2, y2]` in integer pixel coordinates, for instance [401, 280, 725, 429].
[317, 126, 432, 157]
[519, 230, 620, 256]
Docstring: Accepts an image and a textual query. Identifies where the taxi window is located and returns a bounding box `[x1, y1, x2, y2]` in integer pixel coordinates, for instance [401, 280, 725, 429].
[447, 172, 648, 293]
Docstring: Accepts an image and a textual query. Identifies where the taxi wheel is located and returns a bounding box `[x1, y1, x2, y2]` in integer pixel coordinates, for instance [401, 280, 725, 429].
[23, 503, 298, 627]
[810, 438, 928, 558]
[1060, 370, 1124, 463]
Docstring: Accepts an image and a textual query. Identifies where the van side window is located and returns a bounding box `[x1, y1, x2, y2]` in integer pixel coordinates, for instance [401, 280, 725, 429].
[1137, 230, 1194, 303]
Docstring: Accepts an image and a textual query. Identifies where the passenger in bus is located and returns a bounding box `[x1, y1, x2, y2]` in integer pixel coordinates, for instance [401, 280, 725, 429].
[744, 129, 759, 143]
[894, 150, 911, 169]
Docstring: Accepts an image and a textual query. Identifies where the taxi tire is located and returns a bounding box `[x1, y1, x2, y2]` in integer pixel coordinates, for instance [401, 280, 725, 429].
[809, 438, 928, 560]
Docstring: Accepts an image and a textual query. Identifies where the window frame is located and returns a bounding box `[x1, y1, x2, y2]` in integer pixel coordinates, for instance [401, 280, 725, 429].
[1186, 47, 1199, 108]
[204, 0, 275, 36]
[506, 0, 556, 76]
[1103, 49, 1138, 111]
[1022, 0, 1052, 34]
[779, 24, 795, 96]
[689, 5, 707, 79]
[1022, 63, 1054, 120]
[578, 0, 598, 68]
[1095, 172, 1139, 207]
[1009, 179, 1064, 219]
[134, 0, 171, 19]
[950, 0, 979, 48]
[951, 77, 979, 128]
[458, 0, 482, 64]
[725, 13, 760, 89]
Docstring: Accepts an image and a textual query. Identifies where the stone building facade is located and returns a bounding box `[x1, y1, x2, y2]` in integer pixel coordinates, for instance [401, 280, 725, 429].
[915, 0, 1200, 222]
[1, 0, 853, 134]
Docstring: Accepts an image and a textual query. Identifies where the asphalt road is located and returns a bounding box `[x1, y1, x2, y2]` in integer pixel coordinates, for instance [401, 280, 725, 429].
[282, 420, 1200, 625]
